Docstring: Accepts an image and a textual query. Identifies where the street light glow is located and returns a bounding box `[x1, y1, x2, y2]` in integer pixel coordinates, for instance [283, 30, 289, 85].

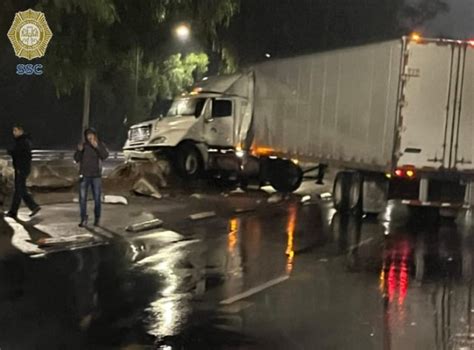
[175, 24, 190, 41]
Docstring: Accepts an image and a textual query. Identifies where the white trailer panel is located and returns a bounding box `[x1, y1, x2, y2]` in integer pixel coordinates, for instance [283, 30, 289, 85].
[455, 46, 474, 172]
[397, 42, 459, 170]
[252, 40, 403, 172]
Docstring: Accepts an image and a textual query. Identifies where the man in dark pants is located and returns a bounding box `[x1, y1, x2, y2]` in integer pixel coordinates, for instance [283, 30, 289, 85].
[5, 126, 41, 219]
[74, 128, 109, 227]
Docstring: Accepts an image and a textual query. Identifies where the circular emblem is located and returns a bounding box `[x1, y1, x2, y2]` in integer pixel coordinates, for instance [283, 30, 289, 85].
[7, 9, 53, 60]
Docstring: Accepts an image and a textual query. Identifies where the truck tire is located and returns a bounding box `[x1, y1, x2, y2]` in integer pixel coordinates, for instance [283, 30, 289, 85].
[176, 143, 203, 179]
[362, 175, 388, 215]
[269, 159, 303, 193]
[333, 171, 362, 212]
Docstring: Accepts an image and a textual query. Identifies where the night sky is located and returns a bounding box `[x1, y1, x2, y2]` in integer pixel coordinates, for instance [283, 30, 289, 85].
[0, 0, 471, 150]
[424, 0, 474, 38]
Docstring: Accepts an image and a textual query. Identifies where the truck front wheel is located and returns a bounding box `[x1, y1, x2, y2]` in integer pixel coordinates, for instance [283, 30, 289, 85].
[176, 143, 203, 179]
[269, 159, 303, 193]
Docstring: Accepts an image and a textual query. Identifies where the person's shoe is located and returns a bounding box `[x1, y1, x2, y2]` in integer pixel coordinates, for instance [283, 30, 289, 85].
[4, 212, 17, 220]
[93, 218, 100, 227]
[79, 216, 88, 228]
[29, 206, 41, 217]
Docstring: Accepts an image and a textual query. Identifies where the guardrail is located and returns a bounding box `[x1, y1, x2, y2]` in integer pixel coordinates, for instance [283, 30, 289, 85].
[0, 149, 124, 162]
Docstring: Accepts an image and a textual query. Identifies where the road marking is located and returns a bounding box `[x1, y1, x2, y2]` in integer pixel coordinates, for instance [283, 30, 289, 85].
[220, 275, 289, 305]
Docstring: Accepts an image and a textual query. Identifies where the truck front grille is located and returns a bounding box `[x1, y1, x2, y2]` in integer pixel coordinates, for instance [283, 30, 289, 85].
[130, 125, 151, 143]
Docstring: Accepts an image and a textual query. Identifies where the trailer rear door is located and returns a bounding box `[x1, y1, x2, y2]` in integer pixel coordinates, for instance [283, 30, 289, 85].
[452, 45, 474, 172]
[397, 41, 460, 170]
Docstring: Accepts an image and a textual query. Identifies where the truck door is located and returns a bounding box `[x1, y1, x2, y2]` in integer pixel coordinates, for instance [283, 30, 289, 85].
[397, 41, 460, 170]
[451, 45, 474, 171]
[204, 98, 234, 147]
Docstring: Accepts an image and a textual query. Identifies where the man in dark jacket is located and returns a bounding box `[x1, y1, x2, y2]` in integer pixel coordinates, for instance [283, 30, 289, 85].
[5, 126, 41, 219]
[74, 128, 109, 227]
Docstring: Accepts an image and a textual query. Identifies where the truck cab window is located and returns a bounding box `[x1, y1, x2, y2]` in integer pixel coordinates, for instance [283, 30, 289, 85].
[212, 100, 232, 118]
[167, 98, 206, 117]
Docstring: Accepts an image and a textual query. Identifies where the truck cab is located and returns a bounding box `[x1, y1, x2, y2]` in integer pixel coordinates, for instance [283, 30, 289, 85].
[124, 72, 304, 192]
[123, 73, 255, 180]
[124, 94, 240, 155]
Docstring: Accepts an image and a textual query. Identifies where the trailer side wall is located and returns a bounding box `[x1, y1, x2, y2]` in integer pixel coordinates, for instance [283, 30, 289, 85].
[252, 40, 403, 172]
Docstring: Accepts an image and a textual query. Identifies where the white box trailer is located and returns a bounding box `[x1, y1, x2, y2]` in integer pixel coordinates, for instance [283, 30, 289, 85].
[124, 36, 474, 213]
[251, 39, 401, 172]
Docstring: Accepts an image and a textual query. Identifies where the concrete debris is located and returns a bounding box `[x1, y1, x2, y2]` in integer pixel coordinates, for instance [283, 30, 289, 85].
[190, 193, 204, 199]
[126, 218, 164, 233]
[0, 159, 13, 204]
[108, 160, 169, 188]
[300, 195, 312, 203]
[267, 194, 283, 204]
[107, 161, 176, 198]
[132, 175, 163, 199]
[320, 192, 332, 200]
[103, 195, 128, 205]
[189, 211, 216, 220]
[27, 164, 75, 189]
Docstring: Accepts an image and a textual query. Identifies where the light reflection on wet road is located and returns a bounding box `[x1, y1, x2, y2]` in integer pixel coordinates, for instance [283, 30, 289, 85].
[1, 195, 474, 349]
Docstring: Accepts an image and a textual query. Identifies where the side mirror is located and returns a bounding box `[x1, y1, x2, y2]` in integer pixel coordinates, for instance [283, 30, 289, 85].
[202, 99, 213, 122]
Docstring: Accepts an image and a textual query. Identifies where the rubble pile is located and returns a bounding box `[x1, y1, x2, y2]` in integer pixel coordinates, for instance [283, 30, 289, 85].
[106, 160, 173, 199]
[0, 160, 13, 205]
[27, 162, 76, 190]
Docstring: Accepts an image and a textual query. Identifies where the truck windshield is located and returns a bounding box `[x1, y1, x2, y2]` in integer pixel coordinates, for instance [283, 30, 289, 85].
[166, 98, 206, 117]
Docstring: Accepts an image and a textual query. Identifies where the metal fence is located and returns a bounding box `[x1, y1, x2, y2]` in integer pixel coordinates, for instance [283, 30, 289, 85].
[0, 149, 124, 162]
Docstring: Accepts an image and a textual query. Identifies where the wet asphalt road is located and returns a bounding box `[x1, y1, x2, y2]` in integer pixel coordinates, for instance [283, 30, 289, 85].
[1, 182, 474, 350]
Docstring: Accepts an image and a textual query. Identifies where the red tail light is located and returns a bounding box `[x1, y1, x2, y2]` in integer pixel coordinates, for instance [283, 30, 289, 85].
[394, 166, 416, 179]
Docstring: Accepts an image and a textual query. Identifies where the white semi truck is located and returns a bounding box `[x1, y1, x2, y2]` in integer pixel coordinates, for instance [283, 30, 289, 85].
[124, 36, 474, 214]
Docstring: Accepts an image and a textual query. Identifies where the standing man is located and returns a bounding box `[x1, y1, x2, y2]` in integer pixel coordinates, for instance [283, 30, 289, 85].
[74, 128, 109, 227]
[5, 125, 41, 219]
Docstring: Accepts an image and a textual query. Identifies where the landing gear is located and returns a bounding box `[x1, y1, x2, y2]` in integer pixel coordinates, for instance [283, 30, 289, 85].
[316, 164, 327, 185]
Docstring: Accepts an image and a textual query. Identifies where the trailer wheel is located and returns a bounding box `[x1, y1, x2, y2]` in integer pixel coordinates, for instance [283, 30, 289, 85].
[349, 172, 363, 211]
[176, 143, 203, 179]
[361, 175, 388, 215]
[269, 159, 303, 193]
[333, 171, 362, 212]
